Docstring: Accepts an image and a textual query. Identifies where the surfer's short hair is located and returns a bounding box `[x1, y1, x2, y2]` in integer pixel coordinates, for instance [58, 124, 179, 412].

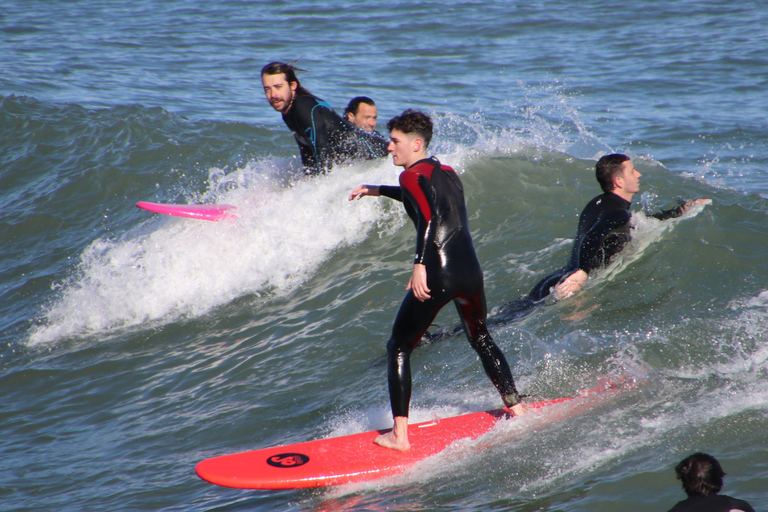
[261, 61, 311, 96]
[596, 153, 631, 193]
[345, 96, 375, 117]
[675, 453, 725, 497]
[387, 109, 433, 148]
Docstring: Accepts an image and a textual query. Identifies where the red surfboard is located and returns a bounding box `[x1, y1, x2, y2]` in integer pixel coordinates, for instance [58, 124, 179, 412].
[136, 201, 237, 221]
[196, 380, 626, 489]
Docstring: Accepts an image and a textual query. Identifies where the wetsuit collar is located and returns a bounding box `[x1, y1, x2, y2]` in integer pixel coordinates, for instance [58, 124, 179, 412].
[607, 191, 632, 209]
[406, 156, 439, 170]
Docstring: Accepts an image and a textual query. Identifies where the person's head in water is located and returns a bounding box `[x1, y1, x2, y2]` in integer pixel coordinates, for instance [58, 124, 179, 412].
[261, 61, 311, 114]
[386, 109, 433, 169]
[596, 153, 642, 202]
[345, 96, 378, 132]
[675, 452, 726, 497]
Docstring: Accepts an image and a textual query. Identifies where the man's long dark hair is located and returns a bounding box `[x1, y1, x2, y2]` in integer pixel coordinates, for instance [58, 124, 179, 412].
[261, 61, 311, 97]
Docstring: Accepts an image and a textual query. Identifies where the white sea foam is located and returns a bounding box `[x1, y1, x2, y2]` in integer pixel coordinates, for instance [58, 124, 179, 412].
[27, 158, 404, 345]
[26, 115, 566, 346]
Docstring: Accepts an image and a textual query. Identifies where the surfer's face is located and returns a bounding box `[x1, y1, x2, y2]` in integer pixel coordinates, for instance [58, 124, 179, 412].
[262, 73, 297, 114]
[347, 103, 378, 132]
[618, 160, 642, 195]
[388, 129, 423, 169]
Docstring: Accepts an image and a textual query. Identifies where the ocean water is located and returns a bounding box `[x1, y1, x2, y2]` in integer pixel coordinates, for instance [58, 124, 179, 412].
[2, 1, 768, 510]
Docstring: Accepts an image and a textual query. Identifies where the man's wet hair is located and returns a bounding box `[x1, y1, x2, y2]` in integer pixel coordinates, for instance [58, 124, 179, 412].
[386, 109, 433, 148]
[261, 61, 311, 96]
[675, 452, 726, 497]
[345, 96, 375, 117]
[596, 153, 631, 193]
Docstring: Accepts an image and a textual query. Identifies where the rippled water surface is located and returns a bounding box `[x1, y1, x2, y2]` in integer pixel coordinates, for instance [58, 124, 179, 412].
[2, 1, 767, 510]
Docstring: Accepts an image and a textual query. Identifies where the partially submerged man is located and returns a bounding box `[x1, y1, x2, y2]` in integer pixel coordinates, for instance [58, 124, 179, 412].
[261, 62, 388, 174]
[490, 153, 710, 324]
[349, 109, 525, 451]
[344, 96, 379, 132]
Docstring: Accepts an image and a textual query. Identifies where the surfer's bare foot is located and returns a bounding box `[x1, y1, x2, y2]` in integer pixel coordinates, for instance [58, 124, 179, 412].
[374, 416, 410, 451]
[507, 403, 528, 416]
[374, 431, 410, 451]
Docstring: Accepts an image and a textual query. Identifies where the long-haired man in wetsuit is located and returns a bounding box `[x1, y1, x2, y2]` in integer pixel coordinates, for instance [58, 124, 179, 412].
[349, 110, 525, 451]
[492, 153, 710, 323]
[261, 62, 388, 175]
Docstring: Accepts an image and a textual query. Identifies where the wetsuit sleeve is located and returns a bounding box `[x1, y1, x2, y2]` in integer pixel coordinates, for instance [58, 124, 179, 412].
[379, 185, 403, 202]
[576, 209, 631, 273]
[358, 130, 389, 158]
[651, 204, 684, 220]
[399, 170, 435, 265]
[335, 120, 389, 160]
[309, 109, 388, 172]
[310, 105, 340, 173]
[287, 97, 324, 173]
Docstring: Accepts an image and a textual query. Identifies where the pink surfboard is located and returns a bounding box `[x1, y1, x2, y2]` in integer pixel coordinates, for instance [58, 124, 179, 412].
[136, 201, 237, 221]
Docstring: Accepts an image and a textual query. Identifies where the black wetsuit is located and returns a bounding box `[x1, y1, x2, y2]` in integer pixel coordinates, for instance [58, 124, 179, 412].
[667, 494, 755, 512]
[378, 157, 521, 416]
[491, 192, 685, 324]
[281, 94, 388, 174]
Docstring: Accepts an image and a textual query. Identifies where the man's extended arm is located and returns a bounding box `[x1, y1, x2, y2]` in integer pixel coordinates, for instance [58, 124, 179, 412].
[348, 185, 402, 201]
[652, 198, 712, 220]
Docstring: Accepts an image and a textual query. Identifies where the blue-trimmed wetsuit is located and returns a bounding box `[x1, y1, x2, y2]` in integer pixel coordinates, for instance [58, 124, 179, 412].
[378, 157, 521, 416]
[282, 94, 388, 174]
[492, 192, 685, 323]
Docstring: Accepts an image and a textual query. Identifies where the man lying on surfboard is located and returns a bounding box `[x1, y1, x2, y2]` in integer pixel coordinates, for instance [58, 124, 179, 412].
[261, 61, 389, 175]
[435, 153, 712, 330]
[492, 154, 712, 322]
[349, 109, 526, 451]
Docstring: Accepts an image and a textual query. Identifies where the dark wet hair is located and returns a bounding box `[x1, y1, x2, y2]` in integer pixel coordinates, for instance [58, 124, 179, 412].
[344, 96, 375, 116]
[261, 61, 311, 96]
[675, 453, 726, 497]
[596, 153, 631, 193]
[386, 109, 433, 148]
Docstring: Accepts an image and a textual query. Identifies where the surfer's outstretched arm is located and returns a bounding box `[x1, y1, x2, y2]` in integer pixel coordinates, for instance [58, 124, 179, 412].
[653, 197, 712, 220]
[349, 185, 404, 202]
[349, 184, 380, 200]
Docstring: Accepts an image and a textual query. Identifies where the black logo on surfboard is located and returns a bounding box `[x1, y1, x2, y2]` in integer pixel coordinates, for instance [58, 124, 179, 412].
[267, 453, 310, 468]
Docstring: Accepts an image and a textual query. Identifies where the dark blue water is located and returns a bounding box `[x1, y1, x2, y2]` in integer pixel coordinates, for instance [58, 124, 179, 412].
[2, 1, 767, 510]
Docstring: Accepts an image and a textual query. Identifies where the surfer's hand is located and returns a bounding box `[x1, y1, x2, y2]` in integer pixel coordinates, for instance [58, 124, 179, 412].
[681, 198, 712, 211]
[349, 185, 380, 201]
[407, 264, 431, 301]
[553, 270, 588, 301]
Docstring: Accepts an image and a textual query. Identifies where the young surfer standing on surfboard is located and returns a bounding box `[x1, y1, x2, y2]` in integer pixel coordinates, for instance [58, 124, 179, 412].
[349, 110, 526, 451]
[261, 61, 389, 175]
